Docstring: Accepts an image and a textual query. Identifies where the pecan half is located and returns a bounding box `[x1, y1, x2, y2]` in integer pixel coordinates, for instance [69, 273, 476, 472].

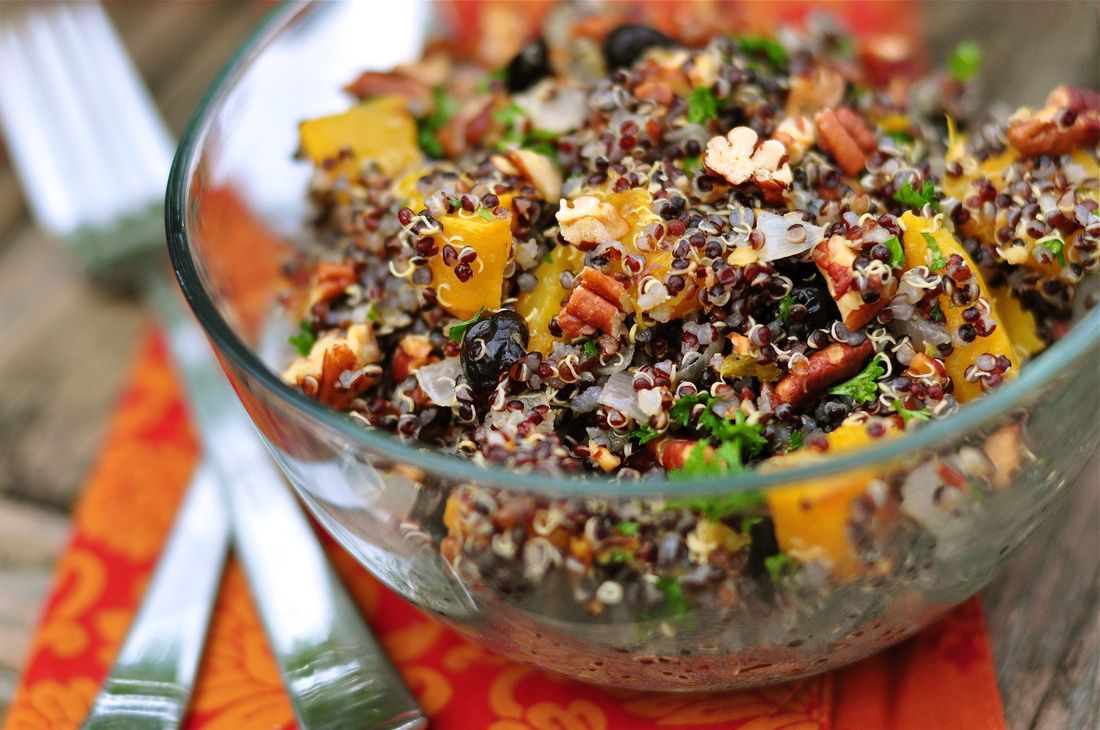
[558, 267, 628, 339]
[774, 340, 875, 408]
[556, 196, 630, 249]
[1045, 85, 1100, 114]
[391, 335, 434, 381]
[308, 261, 356, 307]
[815, 107, 877, 175]
[506, 148, 562, 201]
[812, 235, 896, 330]
[343, 72, 430, 109]
[1006, 106, 1100, 158]
[647, 437, 710, 471]
[705, 126, 792, 194]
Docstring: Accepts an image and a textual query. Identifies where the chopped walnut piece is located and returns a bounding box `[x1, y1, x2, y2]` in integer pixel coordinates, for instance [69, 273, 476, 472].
[556, 196, 630, 248]
[557, 267, 628, 339]
[506, 148, 562, 201]
[282, 323, 381, 409]
[815, 107, 876, 175]
[774, 340, 875, 409]
[1045, 85, 1100, 114]
[588, 440, 622, 473]
[983, 424, 1023, 491]
[772, 115, 815, 164]
[343, 72, 431, 110]
[812, 235, 896, 330]
[1006, 104, 1100, 158]
[704, 126, 792, 195]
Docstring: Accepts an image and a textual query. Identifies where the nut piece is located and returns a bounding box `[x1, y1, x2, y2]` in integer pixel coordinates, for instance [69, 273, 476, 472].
[812, 235, 896, 330]
[556, 196, 630, 248]
[647, 437, 711, 471]
[786, 66, 845, 116]
[1045, 85, 1100, 114]
[588, 440, 622, 473]
[772, 115, 816, 164]
[1006, 105, 1100, 158]
[282, 323, 381, 409]
[815, 107, 877, 175]
[343, 72, 431, 110]
[774, 340, 875, 409]
[506, 148, 562, 201]
[704, 127, 793, 196]
[557, 267, 628, 339]
[308, 261, 357, 307]
[391, 335, 434, 381]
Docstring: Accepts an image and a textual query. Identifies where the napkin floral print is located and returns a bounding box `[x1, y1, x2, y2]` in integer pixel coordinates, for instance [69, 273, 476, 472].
[4, 331, 1004, 730]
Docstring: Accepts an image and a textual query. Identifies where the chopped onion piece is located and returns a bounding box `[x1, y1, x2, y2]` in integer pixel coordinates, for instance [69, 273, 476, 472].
[416, 358, 462, 407]
[755, 211, 825, 261]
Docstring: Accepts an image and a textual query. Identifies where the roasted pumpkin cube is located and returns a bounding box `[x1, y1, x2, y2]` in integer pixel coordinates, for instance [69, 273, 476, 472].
[516, 244, 584, 354]
[765, 419, 900, 580]
[900, 212, 1020, 402]
[299, 96, 422, 178]
[428, 209, 514, 319]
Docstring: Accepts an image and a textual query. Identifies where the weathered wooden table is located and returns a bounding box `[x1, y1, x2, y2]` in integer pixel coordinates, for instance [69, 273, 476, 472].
[0, 2, 1095, 728]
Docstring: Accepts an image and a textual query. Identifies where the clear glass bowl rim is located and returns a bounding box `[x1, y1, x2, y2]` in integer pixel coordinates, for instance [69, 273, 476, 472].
[165, 0, 1100, 499]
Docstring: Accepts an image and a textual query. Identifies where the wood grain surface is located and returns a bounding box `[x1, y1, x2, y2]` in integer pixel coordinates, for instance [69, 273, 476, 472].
[0, 2, 1095, 728]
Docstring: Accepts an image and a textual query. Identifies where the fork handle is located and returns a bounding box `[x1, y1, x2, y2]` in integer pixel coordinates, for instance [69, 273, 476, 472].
[149, 275, 426, 729]
[81, 462, 229, 729]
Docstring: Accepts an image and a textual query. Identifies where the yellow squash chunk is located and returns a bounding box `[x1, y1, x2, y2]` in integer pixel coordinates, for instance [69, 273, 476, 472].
[429, 209, 513, 319]
[516, 244, 585, 354]
[900, 211, 1020, 402]
[765, 419, 900, 580]
[299, 96, 422, 178]
[992, 286, 1045, 361]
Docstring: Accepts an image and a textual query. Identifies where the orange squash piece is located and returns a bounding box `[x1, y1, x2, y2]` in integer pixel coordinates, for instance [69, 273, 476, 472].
[900, 212, 1020, 402]
[429, 209, 514, 319]
[765, 419, 900, 580]
[516, 244, 585, 354]
[299, 96, 422, 178]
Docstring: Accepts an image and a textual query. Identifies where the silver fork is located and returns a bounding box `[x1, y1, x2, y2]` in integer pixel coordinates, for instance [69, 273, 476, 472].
[0, 4, 425, 729]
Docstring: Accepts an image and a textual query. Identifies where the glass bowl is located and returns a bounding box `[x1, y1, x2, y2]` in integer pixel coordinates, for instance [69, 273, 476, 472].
[166, 1, 1100, 691]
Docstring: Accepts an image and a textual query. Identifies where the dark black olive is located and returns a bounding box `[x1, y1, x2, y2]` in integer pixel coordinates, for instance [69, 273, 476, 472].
[602, 24, 674, 70]
[505, 37, 550, 93]
[790, 281, 838, 332]
[461, 310, 530, 390]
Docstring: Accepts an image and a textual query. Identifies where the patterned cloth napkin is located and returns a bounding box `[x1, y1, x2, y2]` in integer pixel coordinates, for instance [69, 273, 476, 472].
[5, 332, 1007, 730]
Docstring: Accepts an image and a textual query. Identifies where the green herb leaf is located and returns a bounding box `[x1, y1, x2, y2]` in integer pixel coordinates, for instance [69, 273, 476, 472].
[827, 353, 887, 404]
[921, 231, 948, 270]
[655, 575, 687, 616]
[948, 41, 982, 83]
[416, 87, 458, 158]
[777, 293, 796, 324]
[764, 553, 800, 582]
[893, 178, 939, 211]
[664, 489, 766, 521]
[1038, 238, 1066, 266]
[883, 236, 905, 269]
[542, 251, 554, 264]
[628, 424, 663, 445]
[493, 102, 525, 127]
[583, 340, 599, 358]
[366, 303, 379, 322]
[448, 197, 461, 209]
[477, 208, 494, 221]
[787, 430, 804, 452]
[615, 521, 641, 537]
[682, 153, 701, 173]
[740, 515, 763, 533]
[668, 392, 712, 428]
[447, 307, 485, 342]
[738, 36, 789, 68]
[897, 404, 933, 424]
[930, 301, 945, 323]
[288, 320, 317, 357]
[884, 130, 914, 145]
[687, 86, 719, 125]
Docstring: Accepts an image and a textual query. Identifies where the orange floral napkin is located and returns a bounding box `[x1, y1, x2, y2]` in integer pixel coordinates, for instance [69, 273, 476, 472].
[5, 331, 1007, 730]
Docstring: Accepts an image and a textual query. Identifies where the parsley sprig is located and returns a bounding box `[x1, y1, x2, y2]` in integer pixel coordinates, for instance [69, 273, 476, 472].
[948, 41, 983, 83]
[777, 293, 796, 324]
[893, 178, 939, 211]
[883, 236, 905, 269]
[447, 307, 484, 342]
[687, 86, 719, 124]
[921, 232, 948, 270]
[827, 353, 887, 404]
[737, 36, 789, 68]
[897, 403, 933, 424]
[288, 320, 316, 357]
[417, 87, 457, 158]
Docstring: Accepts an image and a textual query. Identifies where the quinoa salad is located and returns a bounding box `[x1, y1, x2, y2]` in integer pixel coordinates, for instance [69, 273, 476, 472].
[280, 5, 1099, 621]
